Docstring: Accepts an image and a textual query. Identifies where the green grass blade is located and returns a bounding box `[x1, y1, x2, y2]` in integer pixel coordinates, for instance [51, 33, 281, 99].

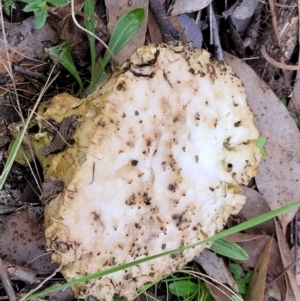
[84, 0, 96, 85]
[0, 132, 22, 190]
[47, 43, 83, 95]
[102, 8, 145, 68]
[24, 199, 300, 300]
[211, 239, 249, 260]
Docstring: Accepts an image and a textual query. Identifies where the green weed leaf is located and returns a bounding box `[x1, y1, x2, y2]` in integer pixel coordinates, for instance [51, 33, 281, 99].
[102, 8, 145, 68]
[86, 8, 144, 93]
[22, 0, 68, 29]
[229, 263, 244, 279]
[48, 0, 69, 6]
[47, 43, 83, 94]
[35, 8, 48, 29]
[256, 136, 267, 159]
[169, 280, 198, 297]
[22, 1, 45, 13]
[0, 132, 22, 191]
[211, 239, 249, 260]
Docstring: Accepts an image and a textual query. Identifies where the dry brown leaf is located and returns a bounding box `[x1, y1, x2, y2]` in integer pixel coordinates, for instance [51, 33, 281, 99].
[104, 0, 149, 65]
[275, 220, 300, 300]
[245, 236, 272, 301]
[0, 209, 56, 274]
[194, 249, 239, 292]
[229, 234, 281, 279]
[147, 10, 163, 44]
[241, 187, 275, 235]
[225, 53, 300, 234]
[167, 0, 212, 16]
[204, 281, 238, 301]
[227, 233, 287, 300]
[0, 16, 59, 74]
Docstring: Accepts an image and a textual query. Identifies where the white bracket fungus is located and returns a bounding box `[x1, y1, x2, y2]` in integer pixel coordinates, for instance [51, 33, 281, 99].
[41, 42, 261, 300]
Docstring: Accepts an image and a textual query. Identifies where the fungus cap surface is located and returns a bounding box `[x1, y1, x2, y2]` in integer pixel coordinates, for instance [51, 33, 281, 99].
[43, 42, 261, 300]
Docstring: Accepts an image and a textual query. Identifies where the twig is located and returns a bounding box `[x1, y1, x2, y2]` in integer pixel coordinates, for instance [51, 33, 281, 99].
[267, 0, 280, 45]
[207, 4, 224, 63]
[13, 65, 48, 83]
[267, 0, 291, 91]
[0, 257, 17, 301]
[149, 0, 180, 42]
[265, 257, 300, 289]
[260, 46, 300, 70]
[19, 267, 62, 301]
[290, 0, 300, 116]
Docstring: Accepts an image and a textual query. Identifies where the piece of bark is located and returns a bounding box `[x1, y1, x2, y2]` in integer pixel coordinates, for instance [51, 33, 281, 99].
[40, 181, 64, 205]
[39, 115, 77, 156]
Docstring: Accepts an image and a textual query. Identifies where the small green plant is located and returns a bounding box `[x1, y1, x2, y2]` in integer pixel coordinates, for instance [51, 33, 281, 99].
[167, 276, 213, 301]
[280, 96, 300, 126]
[229, 263, 253, 296]
[3, 0, 16, 15]
[46, 1, 145, 96]
[211, 239, 249, 261]
[256, 136, 267, 159]
[21, 0, 69, 29]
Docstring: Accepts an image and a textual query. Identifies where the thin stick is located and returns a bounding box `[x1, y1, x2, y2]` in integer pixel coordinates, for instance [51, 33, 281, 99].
[208, 3, 213, 45]
[149, 0, 180, 42]
[0, 257, 17, 301]
[260, 46, 300, 70]
[208, 4, 224, 63]
[267, 0, 292, 92]
[19, 267, 62, 301]
[13, 65, 48, 83]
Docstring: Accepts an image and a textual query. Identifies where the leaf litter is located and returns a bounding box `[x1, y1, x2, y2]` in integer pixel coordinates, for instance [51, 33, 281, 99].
[1, 1, 300, 300]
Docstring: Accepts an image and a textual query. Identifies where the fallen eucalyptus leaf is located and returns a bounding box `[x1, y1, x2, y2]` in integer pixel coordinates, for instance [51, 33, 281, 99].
[245, 236, 272, 301]
[168, 0, 212, 16]
[225, 52, 300, 234]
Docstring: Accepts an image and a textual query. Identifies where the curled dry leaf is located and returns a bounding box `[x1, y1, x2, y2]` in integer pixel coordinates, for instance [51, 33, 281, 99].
[245, 236, 272, 301]
[225, 52, 300, 234]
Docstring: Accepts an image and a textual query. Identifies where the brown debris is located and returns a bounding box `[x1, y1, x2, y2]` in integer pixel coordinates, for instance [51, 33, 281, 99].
[39, 115, 78, 156]
[40, 180, 64, 205]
